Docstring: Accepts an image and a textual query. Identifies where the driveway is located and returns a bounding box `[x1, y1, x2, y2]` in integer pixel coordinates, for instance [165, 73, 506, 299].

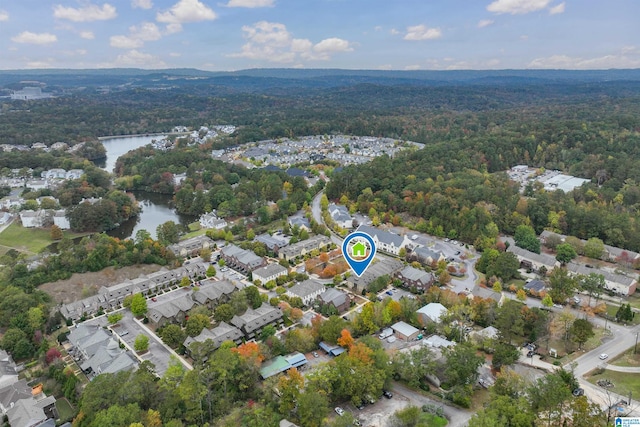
[111, 310, 192, 376]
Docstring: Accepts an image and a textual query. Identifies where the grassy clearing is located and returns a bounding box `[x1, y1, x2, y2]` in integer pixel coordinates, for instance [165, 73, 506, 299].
[585, 370, 640, 400]
[55, 397, 75, 422]
[605, 304, 640, 325]
[181, 227, 207, 240]
[610, 347, 640, 367]
[0, 222, 89, 254]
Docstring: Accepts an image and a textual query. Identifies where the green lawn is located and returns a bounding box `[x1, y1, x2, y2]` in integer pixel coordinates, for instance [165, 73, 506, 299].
[0, 222, 89, 254]
[55, 397, 75, 423]
[609, 347, 640, 367]
[181, 227, 207, 240]
[585, 370, 640, 400]
[605, 304, 640, 325]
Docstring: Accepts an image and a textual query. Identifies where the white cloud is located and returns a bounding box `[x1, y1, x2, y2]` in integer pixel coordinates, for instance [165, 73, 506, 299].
[404, 25, 442, 41]
[132, 0, 153, 9]
[478, 19, 494, 28]
[157, 0, 217, 34]
[53, 3, 117, 22]
[231, 21, 353, 63]
[312, 38, 353, 55]
[528, 48, 640, 69]
[26, 60, 55, 68]
[11, 31, 58, 45]
[487, 0, 551, 15]
[0, 10, 8, 21]
[110, 50, 167, 68]
[225, 0, 274, 7]
[169, 52, 182, 57]
[404, 64, 421, 70]
[80, 31, 95, 39]
[390, 28, 400, 35]
[111, 22, 162, 49]
[549, 2, 565, 14]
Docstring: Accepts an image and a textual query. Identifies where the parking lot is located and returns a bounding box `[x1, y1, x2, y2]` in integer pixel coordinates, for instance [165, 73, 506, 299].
[113, 311, 189, 375]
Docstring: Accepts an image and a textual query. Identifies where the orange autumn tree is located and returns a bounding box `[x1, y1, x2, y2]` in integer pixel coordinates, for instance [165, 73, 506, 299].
[231, 342, 264, 367]
[348, 342, 373, 364]
[337, 329, 354, 349]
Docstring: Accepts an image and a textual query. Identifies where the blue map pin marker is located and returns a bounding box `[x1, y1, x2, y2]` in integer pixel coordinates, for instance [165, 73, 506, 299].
[342, 231, 376, 277]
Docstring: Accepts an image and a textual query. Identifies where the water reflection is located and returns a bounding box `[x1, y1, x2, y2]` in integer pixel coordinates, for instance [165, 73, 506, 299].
[98, 135, 192, 240]
[107, 191, 195, 240]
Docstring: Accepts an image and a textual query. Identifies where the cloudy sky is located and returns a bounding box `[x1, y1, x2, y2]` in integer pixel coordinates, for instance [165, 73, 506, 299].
[0, 0, 638, 71]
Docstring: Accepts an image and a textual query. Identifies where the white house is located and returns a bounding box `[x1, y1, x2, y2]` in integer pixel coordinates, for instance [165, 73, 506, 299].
[328, 203, 353, 229]
[253, 263, 288, 284]
[286, 279, 326, 306]
[356, 224, 410, 256]
[417, 303, 448, 324]
[199, 212, 227, 230]
[53, 210, 70, 230]
[19, 210, 43, 228]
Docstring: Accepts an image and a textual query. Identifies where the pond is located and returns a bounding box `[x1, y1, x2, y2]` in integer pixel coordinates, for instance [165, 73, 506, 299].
[99, 135, 194, 239]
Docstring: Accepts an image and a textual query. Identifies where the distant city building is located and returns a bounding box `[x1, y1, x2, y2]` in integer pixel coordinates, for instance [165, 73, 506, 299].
[10, 87, 52, 100]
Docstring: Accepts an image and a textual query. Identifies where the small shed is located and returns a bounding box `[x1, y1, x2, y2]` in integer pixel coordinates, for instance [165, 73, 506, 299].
[285, 352, 308, 369]
[391, 321, 420, 341]
[319, 341, 346, 357]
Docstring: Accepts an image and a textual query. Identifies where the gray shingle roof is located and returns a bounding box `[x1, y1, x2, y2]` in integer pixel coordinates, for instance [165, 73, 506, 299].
[184, 321, 243, 349]
[230, 304, 283, 334]
[318, 288, 349, 307]
[287, 279, 325, 299]
[191, 280, 236, 305]
[357, 224, 405, 247]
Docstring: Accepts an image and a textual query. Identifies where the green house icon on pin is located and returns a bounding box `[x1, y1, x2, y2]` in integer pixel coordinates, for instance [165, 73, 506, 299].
[351, 241, 366, 257]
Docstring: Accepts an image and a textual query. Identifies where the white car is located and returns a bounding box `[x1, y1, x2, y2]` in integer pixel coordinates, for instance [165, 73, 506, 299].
[411, 234, 418, 240]
[335, 407, 345, 416]
[599, 353, 609, 360]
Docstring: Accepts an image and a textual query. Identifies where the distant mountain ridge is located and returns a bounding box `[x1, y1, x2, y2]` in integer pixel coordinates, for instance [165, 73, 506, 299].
[2, 68, 640, 97]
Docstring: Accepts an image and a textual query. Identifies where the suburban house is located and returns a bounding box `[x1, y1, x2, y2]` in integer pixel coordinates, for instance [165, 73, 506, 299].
[184, 321, 244, 352]
[191, 280, 237, 309]
[505, 244, 558, 272]
[566, 262, 637, 296]
[391, 321, 421, 341]
[147, 292, 197, 327]
[252, 263, 289, 285]
[346, 258, 404, 292]
[524, 279, 547, 295]
[394, 266, 435, 292]
[220, 244, 266, 273]
[288, 216, 310, 231]
[52, 210, 70, 229]
[199, 211, 228, 230]
[167, 235, 215, 258]
[0, 379, 58, 427]
[468, 285, 504, 306]
[19, 210, 48, 228]
[255, 233, 289, 254]
[356, 225, 410, 256]
[0, 212, 11, 226]
[286, 279, 326, 306]
[80, 339, 138, 378]
[328, 203, 353, 229]
[417, 303, 448, 325]
[0, 350, 18, 390]
[411, 246, 446, 265]
[67, 324, 137, 377]
[422, 335, 455, 349]
[230, 304, 284, 339]
[540, 230, 640, 264]
[278, 235, 332, 261]
[317, 288, 350, 313]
